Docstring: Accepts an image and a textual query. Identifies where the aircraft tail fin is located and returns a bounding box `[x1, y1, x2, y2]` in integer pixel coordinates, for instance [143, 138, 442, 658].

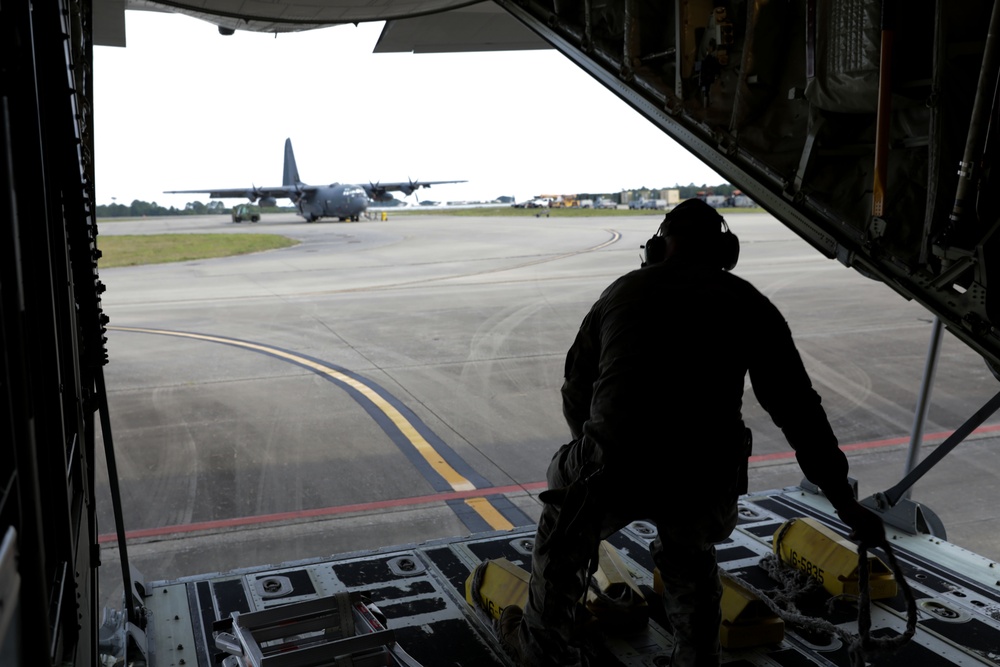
[283, 138, 300, 185]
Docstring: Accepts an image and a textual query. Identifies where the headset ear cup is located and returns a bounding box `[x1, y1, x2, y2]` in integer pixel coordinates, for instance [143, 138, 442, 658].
[720, 231, 740, 271]
[643, 235, 666, 265]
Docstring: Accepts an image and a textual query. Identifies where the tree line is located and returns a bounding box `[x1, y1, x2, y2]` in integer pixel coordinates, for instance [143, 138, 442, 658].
[96, 200, 227, 218]
[95, 199, 293, 218]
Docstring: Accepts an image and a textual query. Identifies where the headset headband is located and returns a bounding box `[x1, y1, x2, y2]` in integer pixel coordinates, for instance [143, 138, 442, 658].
[642, 201, 739, 271]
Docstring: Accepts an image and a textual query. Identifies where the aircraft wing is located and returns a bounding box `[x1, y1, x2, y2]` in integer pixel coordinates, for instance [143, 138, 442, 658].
[163, 185, 317, 201]
[363, 179, 466, 199]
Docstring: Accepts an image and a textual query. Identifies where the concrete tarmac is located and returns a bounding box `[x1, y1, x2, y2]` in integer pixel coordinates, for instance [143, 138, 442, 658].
[95, 211, 1000, 612]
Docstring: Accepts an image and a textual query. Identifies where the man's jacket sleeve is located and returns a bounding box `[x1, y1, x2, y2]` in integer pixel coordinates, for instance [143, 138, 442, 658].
[748, 301, 855, 508]
[562, 308, 600, 440]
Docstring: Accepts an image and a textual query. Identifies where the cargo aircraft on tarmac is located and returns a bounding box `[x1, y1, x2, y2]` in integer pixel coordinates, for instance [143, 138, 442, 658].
[165, 137, 465, 222]
[16, 2, 1000, 667]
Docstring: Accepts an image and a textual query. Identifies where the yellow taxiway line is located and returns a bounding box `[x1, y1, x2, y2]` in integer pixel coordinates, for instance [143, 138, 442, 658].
[109, 326, 522, 531]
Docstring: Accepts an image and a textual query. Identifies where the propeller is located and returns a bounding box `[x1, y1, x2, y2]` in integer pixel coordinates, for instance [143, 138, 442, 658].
[404, 177, 421, 201]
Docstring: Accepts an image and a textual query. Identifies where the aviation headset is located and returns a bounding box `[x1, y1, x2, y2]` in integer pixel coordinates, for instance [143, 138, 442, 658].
[641, 200, 740, 271]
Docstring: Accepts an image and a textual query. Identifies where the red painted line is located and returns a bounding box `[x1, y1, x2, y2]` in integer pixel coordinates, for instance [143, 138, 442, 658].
[748, 423, 1000, 463]
[100, 424, 1000, 544]
[98, 481, 549, 544]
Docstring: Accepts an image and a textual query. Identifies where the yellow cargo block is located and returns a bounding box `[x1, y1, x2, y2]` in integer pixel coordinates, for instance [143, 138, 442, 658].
[465, 558, 529, 620]
[719, 576, 784, 649]
[586, 542, 648, 633]
[653, 568, 784, 649]
[465, 542, 648, 634]
[773, 517, 896, 599]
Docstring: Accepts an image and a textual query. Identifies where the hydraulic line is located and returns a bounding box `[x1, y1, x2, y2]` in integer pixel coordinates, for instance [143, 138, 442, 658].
[945, 0, 1000, 239]
[95, 368, 138, 627]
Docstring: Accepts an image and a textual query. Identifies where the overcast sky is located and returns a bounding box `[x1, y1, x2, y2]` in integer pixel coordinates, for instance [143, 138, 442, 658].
[93, 11, 726, 208]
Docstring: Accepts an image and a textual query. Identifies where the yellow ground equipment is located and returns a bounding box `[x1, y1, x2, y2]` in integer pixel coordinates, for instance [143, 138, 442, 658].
[585, 541, 649, 633]
[718, 576, 785, 648]
[465, 542, 648, 633]
[653, 568, 784, 649]
[465, 558, 530, 621]
[772, 517, 897, 599]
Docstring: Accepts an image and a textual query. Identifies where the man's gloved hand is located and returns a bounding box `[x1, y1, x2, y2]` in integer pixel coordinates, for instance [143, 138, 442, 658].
[836, 500, 886, 547]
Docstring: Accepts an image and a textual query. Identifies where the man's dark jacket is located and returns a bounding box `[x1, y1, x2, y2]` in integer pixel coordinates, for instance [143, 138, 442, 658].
[561, 260, 854, 509]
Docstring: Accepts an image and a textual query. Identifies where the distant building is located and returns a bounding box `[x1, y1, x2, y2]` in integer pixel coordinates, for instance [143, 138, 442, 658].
[723, 190, 756, 207]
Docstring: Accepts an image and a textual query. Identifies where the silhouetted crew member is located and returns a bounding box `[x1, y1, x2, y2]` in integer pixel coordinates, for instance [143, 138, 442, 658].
[500, 199, 886, 667]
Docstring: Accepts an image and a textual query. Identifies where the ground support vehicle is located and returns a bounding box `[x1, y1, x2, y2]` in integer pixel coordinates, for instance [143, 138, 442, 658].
[231, 204, 260, 223]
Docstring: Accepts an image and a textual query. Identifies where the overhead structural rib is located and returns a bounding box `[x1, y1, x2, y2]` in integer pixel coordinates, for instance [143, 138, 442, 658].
[489, 1, 1000, 377]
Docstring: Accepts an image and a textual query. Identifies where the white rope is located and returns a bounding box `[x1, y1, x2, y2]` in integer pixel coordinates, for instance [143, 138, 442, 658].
[723, 541, 917, 667]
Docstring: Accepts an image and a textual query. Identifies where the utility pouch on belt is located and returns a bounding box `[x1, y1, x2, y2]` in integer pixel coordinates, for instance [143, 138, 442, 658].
[736, 428, 752, 496]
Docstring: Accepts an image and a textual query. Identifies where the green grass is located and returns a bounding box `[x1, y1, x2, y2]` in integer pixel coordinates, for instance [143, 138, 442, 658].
[97, 233, 299, 268]
[390, 206, 766, 217]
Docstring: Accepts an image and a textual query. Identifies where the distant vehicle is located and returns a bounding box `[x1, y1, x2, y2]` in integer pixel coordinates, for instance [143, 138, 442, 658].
[545, 195, 579, 208]
[231, 203, 260, 223]
[629, 199, 667, 210]
[166, 138, 465, 222]
[595, 198, 618, 209]
[514, 198, 551, 208]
